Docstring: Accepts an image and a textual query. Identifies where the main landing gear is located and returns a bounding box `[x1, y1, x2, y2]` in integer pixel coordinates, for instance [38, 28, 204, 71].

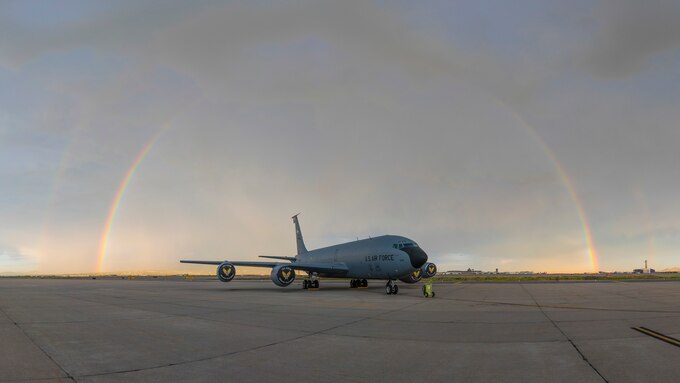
[350, 279, 368, 288]
[385, 280, 399, 295]
[303, 273, 319, 290]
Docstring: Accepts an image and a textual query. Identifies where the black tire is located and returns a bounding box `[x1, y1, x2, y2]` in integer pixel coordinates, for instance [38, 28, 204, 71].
[361, 279, 368, 287]
[313, 280, 319, 289]
[431, 291, 435, 298]
[385, 285, 392, 294]
[392, 285, 399, 294]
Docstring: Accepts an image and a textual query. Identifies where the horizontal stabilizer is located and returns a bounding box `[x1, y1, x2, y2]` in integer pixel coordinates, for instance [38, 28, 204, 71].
[259, 256, 296, 262]
[180, 260, 224, 265]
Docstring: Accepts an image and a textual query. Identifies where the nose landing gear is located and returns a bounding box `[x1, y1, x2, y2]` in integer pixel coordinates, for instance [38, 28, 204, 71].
[385, 280, 399, 295]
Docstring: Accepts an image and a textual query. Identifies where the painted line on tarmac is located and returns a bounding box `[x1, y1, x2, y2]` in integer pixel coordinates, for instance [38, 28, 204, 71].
[632, 327, 680, 348]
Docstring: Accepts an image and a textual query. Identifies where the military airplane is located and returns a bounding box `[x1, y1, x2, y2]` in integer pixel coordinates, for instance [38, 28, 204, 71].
[180, 214, 437, 294]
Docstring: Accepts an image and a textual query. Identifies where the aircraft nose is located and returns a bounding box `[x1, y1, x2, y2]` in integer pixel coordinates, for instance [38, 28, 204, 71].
[402, 247, 428, 268]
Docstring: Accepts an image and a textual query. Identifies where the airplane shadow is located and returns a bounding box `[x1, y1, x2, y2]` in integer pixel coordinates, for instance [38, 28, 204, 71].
[189, 282, 422, 294]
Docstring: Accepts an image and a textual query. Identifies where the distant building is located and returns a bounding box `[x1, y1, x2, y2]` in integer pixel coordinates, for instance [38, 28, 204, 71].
[633, 260, 655, 274]
[443, 268, 483, 275]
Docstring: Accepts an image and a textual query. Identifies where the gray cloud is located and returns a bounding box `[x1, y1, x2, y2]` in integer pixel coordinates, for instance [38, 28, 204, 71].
[1, 1, 679, 273]
[584, 0, 680, 77]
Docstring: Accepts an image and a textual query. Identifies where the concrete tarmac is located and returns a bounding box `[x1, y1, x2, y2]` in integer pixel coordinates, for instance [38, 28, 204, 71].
[1, 278, 679, 382]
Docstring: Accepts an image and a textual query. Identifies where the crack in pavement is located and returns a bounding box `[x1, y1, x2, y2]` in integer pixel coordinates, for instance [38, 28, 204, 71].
[0, 305, 76, 382]
[74, 298, 426, 379]
[520, 284, 608, 383]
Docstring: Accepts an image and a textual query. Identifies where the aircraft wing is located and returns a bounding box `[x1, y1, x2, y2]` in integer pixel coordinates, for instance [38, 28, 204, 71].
[289, 262, 349, 274]
[180, 260, 348, 274]
[180, 260, 280, 267]
[258, 255, 297, 261]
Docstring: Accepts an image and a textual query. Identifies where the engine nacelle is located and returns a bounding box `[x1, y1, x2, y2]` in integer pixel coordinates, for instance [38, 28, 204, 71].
[421, 262, 437, 278]
[217, 262, 236, 282]
[271, 265, 296, 287]
[399, 268, 423, 284]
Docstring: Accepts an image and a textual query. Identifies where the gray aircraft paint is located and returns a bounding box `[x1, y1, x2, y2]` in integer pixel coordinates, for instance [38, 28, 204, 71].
[294, 235, 418, 279]
[293, 214, 308, 254]
[181, 215, 433, 285]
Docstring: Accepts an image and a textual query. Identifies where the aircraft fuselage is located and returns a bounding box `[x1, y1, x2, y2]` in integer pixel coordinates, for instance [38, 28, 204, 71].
[298, 235, 425, 279]
[180, 215, 435, 294]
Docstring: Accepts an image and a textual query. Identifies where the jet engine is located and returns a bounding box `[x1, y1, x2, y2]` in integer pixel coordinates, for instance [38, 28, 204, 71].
[399, 268, 423, 284]
[271, 264, 296, 287]
[421, 262, 437, 278]
[217, 262, 236, 282]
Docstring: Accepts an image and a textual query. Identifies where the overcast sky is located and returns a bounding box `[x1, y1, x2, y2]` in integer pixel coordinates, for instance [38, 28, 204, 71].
[2, 0, 680, 274]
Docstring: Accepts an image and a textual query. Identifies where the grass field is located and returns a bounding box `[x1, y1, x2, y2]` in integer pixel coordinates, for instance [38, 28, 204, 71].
[428, 273, 680, 282]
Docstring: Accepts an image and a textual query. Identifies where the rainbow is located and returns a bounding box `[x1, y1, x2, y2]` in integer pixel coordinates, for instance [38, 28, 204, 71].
[95, 131, 164, 273]
[93, 103, 600, 273]
[499, 102, 599, 272]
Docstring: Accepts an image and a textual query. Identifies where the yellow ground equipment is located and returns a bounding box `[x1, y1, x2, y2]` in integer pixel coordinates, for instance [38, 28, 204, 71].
[423, 280, 435, 298]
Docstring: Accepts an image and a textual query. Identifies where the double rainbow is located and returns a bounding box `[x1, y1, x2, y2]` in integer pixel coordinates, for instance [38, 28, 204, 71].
[95, 105, 600, 273]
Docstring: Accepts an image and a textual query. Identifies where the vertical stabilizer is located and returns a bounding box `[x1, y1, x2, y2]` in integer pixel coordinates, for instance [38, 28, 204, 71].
[292, 213, 308, 255]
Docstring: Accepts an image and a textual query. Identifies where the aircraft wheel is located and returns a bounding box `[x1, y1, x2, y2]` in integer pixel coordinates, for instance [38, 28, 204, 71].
[392, 285, 399, 294]
[385, 285, 392, 294]
[431, 291, 435, 298]
[312, 280, 319, 288]
[302, 280, 308, 289]
[361, 279, 368, 287]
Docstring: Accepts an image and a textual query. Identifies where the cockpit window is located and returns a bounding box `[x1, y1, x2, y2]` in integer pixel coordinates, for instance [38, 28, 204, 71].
[393, 242, 418, 249]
